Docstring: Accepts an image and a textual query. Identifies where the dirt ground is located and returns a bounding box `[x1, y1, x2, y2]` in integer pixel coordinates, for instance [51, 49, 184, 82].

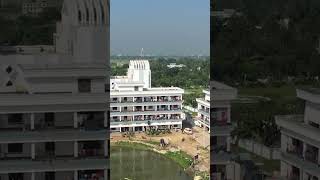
[111, 127, 210, 173]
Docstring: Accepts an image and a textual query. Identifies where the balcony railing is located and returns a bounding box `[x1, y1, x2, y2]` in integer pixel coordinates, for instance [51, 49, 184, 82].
[289, 173, 300, 180]
[212, 121, 230, 126]
[305, 149, 319, 164]
[211, 145, 227, 153]
[287, 147, 303, 159]
[79, 148, 104, 157]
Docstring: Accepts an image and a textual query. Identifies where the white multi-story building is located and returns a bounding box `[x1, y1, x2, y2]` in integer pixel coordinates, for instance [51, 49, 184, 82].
[110, 60, 184, 132]
[276, 88, 320, 180]
[210, 81, 241, 180]
[196, 89, 210, 132]
[0, 0, 110, 179]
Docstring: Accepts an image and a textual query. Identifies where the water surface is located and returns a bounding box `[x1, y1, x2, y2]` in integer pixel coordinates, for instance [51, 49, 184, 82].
[111, 146, 193, 180]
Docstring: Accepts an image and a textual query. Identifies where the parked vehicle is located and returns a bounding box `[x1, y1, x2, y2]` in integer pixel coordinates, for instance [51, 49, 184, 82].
[183, 128, 193, 135]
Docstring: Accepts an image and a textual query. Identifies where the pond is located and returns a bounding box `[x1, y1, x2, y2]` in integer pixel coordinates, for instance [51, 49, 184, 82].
[111, 146, 193, 180]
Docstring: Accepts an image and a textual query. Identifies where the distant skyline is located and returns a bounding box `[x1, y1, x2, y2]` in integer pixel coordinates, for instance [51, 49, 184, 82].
[111, 0, 209, 56]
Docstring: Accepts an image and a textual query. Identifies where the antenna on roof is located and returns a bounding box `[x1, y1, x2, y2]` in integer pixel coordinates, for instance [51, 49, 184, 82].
[140, 48, 144, 58]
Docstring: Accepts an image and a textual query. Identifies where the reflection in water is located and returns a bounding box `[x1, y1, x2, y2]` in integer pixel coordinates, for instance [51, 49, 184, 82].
[111, 146, 193, 180]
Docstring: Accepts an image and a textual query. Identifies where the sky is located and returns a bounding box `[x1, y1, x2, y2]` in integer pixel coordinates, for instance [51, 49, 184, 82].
[110, 0, 209, 56]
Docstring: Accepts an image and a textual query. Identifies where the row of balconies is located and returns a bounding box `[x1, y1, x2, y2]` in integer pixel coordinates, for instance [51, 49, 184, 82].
[0, 140, 108, 161]
[110, 96, 182, 103]
[0, 169, 107, 180]
[0, 112, 107, 132]
[111, 114, 181, 122]
[110, 105, 182, 113]
[286, 137, 320, 166]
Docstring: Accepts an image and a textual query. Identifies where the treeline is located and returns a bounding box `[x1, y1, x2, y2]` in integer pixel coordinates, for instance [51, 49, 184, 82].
[212, 0, 320, 85]
[111, 57, 210, 107]
[111, 58, 210, 89]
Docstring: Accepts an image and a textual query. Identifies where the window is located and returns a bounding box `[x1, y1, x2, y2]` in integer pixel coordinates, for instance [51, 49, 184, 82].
[8, 143, 23, 154]
[45, 172, 55, 180]
[134, 86, 138, 91]
[78, 79, 91, 92]
[9, 173, 23, 180]
[8, 114, 23, 125]
[78, 10, 82, 22]
[309, 121, 320, 129]
[93, 8, 97, 23]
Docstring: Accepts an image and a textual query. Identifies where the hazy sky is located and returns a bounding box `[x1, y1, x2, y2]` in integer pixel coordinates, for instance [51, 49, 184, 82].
[110, 0, 209, 56]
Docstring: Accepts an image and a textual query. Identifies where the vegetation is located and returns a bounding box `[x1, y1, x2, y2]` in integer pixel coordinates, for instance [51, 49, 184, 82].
[212, 0, 320, 84]
[111, 141, 152, 151]
[213, 0, 320, 147]
[163, 151, 193, 169]
[145, 129, 171, 136]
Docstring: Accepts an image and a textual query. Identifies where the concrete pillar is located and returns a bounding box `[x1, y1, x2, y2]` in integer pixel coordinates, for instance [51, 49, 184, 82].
[104, 140, 108, 157]
[104, 169, 108, 180]
[227, 107, 231, 124]
[73, 112, 78, 128]
[227, 136, 231, 152]
[104, 111, 108, 128]
[74, 170, 78, 180]
[31, 172, 35, 180]
[318, 148, 320, 164]
[30, 113, 35, 130]
[303, 142, 307, 159]
[74, 141, 78, 157]
[31, 143, 35, 159]
[280, 161, 288, 177]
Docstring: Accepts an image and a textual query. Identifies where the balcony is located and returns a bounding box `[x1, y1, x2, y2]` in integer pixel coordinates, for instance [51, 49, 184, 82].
[281, 152, 320, 177]
[78, 141, 104, 158]
[212, 120, 230, 126]
[305, 145, 319, 164]
[212, 145, 228, 153]
[79, 170, 105, 180]
[0, 129, 108, 143]
[0, 158, 108, 173]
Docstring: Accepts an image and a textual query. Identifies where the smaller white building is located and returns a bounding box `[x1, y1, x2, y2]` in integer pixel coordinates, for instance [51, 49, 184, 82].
[167, 63, 186, 69]
[196, 90, 210, 131]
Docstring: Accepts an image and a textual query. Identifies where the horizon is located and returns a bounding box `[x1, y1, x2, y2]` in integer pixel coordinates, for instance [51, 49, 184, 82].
[111, 0, 209, 56]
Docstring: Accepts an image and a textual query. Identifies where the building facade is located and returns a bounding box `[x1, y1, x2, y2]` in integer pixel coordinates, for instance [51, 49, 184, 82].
[276, 88, 320, 180]
[22, 0, 60, 16]
[210, 81, 240, 180]
[196, 89, 210, 132]
[110, 60, 184, 132]
[0, 0, 110, 179]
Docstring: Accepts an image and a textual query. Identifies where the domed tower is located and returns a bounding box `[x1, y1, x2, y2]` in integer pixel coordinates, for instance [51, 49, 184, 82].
[127, 60, 151, 88]
[55, 0, 109, 63]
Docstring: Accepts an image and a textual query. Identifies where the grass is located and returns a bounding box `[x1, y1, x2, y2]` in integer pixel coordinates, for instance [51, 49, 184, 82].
[111, 141, 152, 151]
[163, 151, 193, 169]
[144, 140, 160, 145]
